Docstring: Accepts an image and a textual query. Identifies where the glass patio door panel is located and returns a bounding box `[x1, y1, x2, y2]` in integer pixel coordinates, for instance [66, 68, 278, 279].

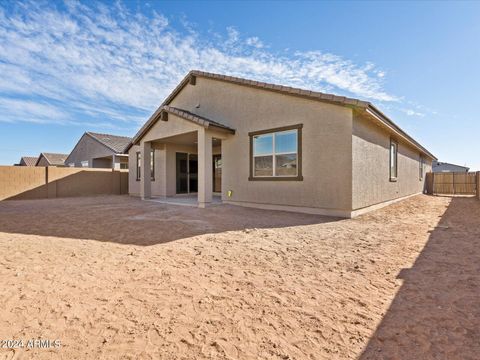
[176, 153, 188, 194]
[176, 152, 198, 194]
[213, 155, 222, 192]
[189, 154, 198, 193]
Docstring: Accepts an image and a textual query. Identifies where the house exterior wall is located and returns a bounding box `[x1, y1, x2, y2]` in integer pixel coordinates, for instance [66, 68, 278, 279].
[129, 76, 435, 217]
[66, 134, 116, 168]
[352, 112, 433, 212]
[115, 157, 129, 170]
[128, 145, 141, 196]
[92, 158, 112, 168]
[168, 77, 353, 214]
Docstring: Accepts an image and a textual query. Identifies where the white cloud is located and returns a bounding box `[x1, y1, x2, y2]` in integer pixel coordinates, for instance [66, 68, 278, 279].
[0, 98, 67, 124]
[404, 109, 425, 117]
[246, 36, 264, 48]
[0, 1, 397, 127]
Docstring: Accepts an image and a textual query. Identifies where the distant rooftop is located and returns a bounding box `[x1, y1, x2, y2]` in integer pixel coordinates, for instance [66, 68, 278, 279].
[37, 152, 69, 166]
[87, 132, 132, 154]
[19, 156, 38, 166]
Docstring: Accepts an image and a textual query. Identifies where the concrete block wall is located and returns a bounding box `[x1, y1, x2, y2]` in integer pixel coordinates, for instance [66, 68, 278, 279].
[0, 166, 128, 201]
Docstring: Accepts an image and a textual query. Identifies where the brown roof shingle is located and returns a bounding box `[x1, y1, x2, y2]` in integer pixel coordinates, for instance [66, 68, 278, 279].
[36, 153, 69, 166]
[19, 156, 38, 166]
[87, 132, 132, 153]
[162, 106, 235, 133]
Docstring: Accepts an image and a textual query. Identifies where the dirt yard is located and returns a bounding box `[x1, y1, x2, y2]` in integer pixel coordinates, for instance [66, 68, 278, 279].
[0, 195, 479, 360]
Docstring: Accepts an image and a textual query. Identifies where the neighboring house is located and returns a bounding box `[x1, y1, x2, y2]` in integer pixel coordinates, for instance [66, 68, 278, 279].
[432, 161, 469, 173]
[16, 156, 38, 166]
[35, 153, 68, 167]
[65, 132, 131, 169]
[126, 70, 436, 218]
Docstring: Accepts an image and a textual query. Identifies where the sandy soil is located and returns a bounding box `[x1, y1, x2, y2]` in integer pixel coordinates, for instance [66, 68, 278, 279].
[0, 195, 478, 360]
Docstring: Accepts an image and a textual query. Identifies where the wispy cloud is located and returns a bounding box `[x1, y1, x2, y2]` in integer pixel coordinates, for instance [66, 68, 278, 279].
[0, 1, 398, 128]
[400, 108, 426, 117]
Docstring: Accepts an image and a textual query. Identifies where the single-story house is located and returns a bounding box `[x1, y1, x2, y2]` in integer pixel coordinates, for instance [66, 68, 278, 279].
[432, 161, 469, 173]
[16, 156, 38, 166]
[65, 132, 131, 169]
[35, 153, 68, 167]
[126, 70, 436, 218]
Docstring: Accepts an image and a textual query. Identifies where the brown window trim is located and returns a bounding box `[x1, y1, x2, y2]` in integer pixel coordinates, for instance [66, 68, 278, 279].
[248, 124, 303, 181]
[419, 154, 424, 181]
[389, 138, 398, 182]
[151, 149, 155, 181]
[136, 152, 141, 181]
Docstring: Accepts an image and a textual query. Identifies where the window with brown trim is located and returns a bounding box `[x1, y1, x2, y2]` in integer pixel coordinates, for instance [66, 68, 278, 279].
[249, 124, 303, 181]
[419, 154, 424, 181]
[151, 149, 155, 181]
[136, 152, 141, 181]
[390, 139, 398, 181]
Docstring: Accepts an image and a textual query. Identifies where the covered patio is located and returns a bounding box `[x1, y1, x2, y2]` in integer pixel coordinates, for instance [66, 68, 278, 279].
[147, 194, 223, 207]
[137, 106, 235, 208]
[92, 154, 129, 169]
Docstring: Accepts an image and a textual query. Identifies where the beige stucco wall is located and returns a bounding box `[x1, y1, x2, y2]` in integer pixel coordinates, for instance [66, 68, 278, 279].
[166, 77, 353, 212]
[128, 145, 141, 196]
[352, 112, 433, 210]
[66, 134, 125, 169]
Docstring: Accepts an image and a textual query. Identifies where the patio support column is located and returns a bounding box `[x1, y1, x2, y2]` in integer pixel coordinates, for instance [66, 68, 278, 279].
[198, 128, 213, 208]
[140, 141, 151, 200]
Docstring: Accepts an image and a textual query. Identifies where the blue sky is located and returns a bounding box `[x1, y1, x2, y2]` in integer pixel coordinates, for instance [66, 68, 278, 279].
[0, 0, 479, 169]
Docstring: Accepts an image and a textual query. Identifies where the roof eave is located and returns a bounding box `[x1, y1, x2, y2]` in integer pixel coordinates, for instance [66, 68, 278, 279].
[364, 105, 437, 160]
[128, 105, 235, 149]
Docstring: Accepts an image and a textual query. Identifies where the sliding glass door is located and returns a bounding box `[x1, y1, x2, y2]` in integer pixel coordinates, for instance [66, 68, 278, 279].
[176, 153, 198, 194]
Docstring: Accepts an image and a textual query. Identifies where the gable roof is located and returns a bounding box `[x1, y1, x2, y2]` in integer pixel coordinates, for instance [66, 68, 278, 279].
[19, 156, 38, 166]
[35, 152, 68, 166]
[164, 106, 235, 133]
[127, 70, 436, 160]
[86, 132, 132, 153]
[433, 161, 469, 171]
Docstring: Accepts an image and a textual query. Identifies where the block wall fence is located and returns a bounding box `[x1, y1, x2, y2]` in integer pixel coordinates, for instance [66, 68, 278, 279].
[0, 166, 128, 201]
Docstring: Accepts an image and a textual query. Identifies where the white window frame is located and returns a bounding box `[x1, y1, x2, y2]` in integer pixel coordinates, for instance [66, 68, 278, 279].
[253, 129, 298, 178]
[81, 160, 89, 168]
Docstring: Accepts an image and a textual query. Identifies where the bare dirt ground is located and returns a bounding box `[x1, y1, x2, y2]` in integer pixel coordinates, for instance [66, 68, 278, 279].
[0, 195, 478, 360]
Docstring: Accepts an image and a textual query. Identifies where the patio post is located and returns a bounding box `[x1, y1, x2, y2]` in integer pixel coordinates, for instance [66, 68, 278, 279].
[198, 128, 213, 208]
[140, 141, 151, 200]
